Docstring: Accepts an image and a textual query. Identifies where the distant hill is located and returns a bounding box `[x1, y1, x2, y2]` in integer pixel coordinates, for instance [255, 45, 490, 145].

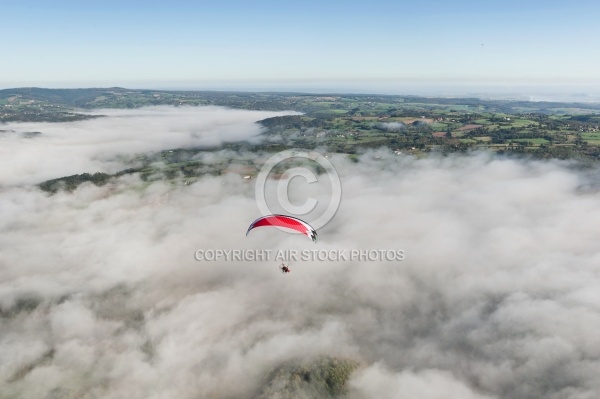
[2, 87, 600, 113]
[0, 87, 135, 107]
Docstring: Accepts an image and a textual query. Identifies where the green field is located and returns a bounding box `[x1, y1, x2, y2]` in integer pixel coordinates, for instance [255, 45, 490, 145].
[582, 132, 600, 144]
[513, 138, 550, 145]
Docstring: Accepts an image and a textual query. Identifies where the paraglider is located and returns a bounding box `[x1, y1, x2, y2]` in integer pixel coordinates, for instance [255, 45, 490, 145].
[246, 214, 318, 243]
[247, 214, 316, 274]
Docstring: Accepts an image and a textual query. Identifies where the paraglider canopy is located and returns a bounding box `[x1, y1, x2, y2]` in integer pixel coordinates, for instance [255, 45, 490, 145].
[246, 214, 318, 243]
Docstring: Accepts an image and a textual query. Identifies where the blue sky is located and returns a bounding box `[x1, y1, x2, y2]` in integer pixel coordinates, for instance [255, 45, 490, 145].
[3, 0, 600, 91]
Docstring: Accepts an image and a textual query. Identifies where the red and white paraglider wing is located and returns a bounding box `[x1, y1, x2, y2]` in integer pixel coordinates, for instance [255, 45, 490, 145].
[246, 214, 318, 243]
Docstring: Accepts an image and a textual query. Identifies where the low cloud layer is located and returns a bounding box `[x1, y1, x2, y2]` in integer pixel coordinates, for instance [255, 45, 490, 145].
[379, 121, 406, 131]
[1, 107, 600, 398]
[0, 106, 294, 185]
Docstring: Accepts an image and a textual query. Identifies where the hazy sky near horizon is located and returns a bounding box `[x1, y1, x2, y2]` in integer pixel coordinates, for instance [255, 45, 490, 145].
[3, 0, 600, 90]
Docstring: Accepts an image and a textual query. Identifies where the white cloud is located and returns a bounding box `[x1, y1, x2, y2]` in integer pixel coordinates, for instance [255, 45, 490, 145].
[0, 106, 294, 185]
[1, 108, 600, 398]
